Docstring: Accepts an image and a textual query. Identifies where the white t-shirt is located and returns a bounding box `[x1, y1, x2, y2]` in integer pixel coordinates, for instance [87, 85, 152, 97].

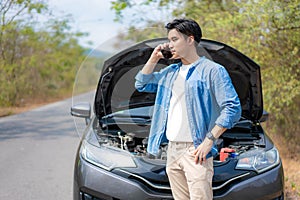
[166, 64, 193, 142]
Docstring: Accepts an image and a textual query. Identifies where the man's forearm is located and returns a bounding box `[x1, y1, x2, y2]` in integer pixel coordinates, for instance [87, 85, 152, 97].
[141, 56, 160, 74]
[210, 124, 227, 139]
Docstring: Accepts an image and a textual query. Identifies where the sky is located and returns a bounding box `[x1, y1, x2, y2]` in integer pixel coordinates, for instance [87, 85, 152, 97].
[48, 0, 129, 48]
[48, 0, 174, 49]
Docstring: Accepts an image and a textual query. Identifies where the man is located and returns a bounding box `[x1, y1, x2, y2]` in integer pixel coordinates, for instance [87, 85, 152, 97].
[135, 18, 241, 200]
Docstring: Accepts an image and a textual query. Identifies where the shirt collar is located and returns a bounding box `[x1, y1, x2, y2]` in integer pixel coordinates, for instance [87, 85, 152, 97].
[170, 56, 205, 70]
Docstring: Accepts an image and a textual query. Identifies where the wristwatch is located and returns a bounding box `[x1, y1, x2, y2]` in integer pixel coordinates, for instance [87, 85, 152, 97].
[206, 131, 217, 142]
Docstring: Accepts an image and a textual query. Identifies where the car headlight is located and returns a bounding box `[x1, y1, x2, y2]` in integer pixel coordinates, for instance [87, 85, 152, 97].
[80, 140, 137, 171]
[236, 147, 280, 173]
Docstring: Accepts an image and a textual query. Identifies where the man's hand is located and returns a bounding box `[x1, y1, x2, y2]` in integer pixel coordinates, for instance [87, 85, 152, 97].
[152, 43, 170, 60]
[193, 138, 214, 165]
[193, 125, 227, 165]
[141, 43, 169, 74]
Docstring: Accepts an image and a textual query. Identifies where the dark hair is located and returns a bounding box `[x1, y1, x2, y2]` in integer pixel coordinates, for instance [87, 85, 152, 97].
[165, 18, 202, 43]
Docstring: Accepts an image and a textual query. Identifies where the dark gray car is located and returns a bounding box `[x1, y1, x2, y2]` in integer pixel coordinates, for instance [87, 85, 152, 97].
[71, 38, 284, 200]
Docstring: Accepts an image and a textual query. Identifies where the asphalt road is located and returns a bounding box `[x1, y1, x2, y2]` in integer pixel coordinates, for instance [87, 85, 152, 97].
[0, 92, 94, 200]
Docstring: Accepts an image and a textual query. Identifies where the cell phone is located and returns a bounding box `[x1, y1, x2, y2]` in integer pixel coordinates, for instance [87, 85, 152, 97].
[161, 48, 172, 59]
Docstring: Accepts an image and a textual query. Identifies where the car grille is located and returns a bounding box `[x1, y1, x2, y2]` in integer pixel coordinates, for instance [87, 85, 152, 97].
[118, 169, 172, 194]
[119, 169, 251, 195]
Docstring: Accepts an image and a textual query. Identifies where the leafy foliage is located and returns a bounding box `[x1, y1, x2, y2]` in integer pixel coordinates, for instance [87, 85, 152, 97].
[0, 0, 86, 106]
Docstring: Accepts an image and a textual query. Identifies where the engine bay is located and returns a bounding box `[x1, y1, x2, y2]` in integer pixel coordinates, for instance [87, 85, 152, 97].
[96, 117, 265, 162]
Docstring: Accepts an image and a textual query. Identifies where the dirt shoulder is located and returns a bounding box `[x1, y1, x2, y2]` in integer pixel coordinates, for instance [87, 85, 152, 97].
[0, 103, 50, 117]
[0, 94, 72, 117]
[270, 134, 300, 200]
[1, 101, 299, 199]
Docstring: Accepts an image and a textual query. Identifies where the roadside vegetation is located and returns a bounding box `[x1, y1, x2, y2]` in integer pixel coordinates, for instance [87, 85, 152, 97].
[0, 0, 299, 199]
[111, 0, 300, 199]
[0, 0, 87, 114]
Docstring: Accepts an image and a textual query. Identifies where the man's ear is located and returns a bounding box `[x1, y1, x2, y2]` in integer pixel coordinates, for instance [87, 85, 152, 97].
[187, 36, 195, 45]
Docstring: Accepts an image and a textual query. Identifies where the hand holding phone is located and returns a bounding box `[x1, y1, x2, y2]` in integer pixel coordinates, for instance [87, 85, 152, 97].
[161, 48, 173, 59]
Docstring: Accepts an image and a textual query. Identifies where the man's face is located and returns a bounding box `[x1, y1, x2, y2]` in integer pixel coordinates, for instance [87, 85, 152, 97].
[167, 29, 191, 60]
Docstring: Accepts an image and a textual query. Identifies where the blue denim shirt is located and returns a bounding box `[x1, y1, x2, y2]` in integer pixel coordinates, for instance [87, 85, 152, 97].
[135, 57, 241, 157]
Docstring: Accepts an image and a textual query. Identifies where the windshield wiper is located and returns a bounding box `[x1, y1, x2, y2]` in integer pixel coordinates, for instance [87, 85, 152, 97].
[101, 114, 151, 124]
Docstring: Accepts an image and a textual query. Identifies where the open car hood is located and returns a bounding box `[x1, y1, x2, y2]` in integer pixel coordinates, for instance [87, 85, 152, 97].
[94, 38, 263, 122]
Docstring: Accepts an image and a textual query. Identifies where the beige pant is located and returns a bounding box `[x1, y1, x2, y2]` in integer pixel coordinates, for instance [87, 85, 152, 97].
[166, 142, 214, 200]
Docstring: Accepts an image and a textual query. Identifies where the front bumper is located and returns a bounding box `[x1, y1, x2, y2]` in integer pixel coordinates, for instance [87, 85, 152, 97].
[74, 156, 173, 200]
[74, 155, 284, 200]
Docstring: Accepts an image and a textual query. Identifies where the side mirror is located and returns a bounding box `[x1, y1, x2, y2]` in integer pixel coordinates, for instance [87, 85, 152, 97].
[259, 110, 269, 122]
[71, 102, 91, 125]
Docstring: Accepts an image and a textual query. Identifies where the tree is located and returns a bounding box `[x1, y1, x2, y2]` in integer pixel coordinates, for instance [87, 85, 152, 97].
[0, 0, 86, 107]
[0, 0, 47, 60]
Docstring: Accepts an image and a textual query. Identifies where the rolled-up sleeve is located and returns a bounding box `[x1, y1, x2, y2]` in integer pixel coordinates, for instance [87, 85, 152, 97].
[213, 67, 241, 129]
[135, 72, 156, 92]
[135, 66, 168, 93]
